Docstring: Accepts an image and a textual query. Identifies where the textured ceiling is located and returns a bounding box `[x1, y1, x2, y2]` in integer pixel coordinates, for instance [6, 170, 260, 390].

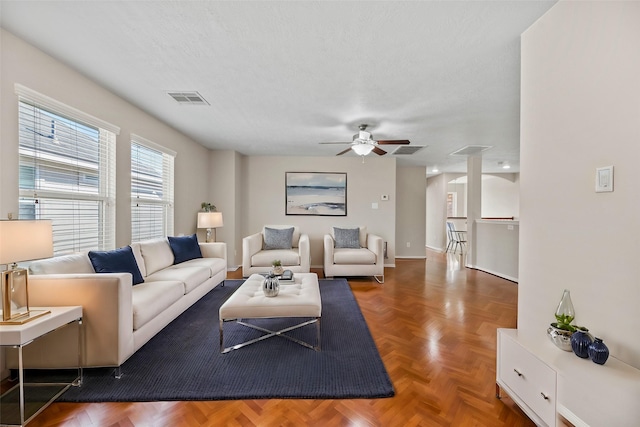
[0, 0, 556, 175]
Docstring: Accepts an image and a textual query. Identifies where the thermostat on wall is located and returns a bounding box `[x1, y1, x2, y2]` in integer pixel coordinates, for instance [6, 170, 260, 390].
[595, 166, 613, 193]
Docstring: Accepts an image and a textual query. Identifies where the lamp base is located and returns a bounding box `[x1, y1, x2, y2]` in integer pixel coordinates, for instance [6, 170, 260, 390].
[0, 309, 50, 325]
[205, 228, 217, 243]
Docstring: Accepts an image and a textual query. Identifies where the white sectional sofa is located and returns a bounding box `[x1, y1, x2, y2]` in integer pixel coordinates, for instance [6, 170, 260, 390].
[7, 237, 226, 373]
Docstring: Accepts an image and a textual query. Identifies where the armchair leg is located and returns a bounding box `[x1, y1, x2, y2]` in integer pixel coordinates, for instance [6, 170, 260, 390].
[374, 275, 384, 284]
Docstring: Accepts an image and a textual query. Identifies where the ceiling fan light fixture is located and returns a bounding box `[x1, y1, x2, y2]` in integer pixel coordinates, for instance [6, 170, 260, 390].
[352, 143, 375, 156]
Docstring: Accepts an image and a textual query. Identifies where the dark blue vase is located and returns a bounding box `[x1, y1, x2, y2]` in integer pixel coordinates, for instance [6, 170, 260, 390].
[588, 338, 609, 365]
[570, 330, 592, 358]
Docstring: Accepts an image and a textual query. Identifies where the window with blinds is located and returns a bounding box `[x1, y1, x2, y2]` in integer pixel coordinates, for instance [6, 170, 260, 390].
[16, 85, 118, 255]
[131, 135, 175, 242]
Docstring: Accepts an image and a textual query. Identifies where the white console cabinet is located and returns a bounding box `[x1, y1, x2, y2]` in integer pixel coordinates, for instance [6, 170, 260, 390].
[497, 328, 640, 427]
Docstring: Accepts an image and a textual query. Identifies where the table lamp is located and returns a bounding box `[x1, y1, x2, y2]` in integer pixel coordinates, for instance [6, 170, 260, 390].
[197, 212, 223, 243]
[0, 219, 53, 324]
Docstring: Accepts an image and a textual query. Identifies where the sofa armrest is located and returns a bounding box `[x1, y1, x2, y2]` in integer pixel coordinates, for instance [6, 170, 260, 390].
[367, 234, 384, 266]
[242, 232, 263, 271]
[324, 234, 336, 266]
[199, 242, 227, 264]
[26, 273, 135, 367]
[298, 234, 311, 272]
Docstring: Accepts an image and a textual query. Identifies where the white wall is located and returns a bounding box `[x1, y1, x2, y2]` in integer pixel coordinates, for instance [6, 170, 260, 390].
[473, 220, 518, 282]
[481, 174, 519, 219]
[0, 29, 212, 246]
[520, 1, 640, 369]
[240, 155, 397, 268]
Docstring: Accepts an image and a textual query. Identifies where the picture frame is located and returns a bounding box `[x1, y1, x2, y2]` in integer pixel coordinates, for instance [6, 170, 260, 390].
[286, 172, 347, 216]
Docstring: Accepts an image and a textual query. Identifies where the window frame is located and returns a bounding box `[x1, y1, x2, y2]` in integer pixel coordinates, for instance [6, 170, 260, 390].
[16, 84, 118, 255]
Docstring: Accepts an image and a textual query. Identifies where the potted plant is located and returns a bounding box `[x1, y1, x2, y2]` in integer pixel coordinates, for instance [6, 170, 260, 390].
[271, 260, 284, 275]
[201, 202, 216, 212]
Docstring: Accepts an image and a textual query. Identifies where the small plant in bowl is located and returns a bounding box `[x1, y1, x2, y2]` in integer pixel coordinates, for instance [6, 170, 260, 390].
[271, 260, 283, 275]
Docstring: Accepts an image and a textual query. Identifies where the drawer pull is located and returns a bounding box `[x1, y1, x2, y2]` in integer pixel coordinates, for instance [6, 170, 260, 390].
[540, 392, 550, 400]
[513, 369, 523, 377]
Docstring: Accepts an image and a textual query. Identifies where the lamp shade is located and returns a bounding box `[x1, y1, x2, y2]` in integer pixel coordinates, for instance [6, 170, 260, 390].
[0, 220, 53, 265]
[197, 212, 223, 229]
[352, 143, 375, 156]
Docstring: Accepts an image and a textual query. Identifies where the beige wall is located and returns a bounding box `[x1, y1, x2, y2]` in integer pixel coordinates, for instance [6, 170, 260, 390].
[520, 1, 640, 368]
[425, 174, 448, 251]
[395, 167, 427, 258]
[240, 156, 397, 268]
[0, 29, 211, 246]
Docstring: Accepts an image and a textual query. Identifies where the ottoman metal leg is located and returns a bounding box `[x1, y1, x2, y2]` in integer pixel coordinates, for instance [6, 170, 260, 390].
[220, 317, 321, 354]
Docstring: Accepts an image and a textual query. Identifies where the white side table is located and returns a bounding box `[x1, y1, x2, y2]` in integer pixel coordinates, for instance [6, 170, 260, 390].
[0, 306, 82, 427]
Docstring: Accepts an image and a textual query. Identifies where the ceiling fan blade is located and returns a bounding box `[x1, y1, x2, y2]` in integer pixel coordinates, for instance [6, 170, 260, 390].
[376, 139, 410, 145]
[373, 146, 387, 156]
[320, 141, 351, 145]
[336, 148, 353, 156]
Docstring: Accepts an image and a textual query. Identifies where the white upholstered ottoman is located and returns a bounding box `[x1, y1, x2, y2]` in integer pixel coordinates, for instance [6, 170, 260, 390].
[219, 273, 322, 353]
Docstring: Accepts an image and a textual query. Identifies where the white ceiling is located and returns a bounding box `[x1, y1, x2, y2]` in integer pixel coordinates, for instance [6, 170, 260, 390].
[0, 0, 556, 175]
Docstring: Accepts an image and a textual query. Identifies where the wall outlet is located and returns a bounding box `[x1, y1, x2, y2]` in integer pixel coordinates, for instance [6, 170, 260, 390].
[371, 202, 378, 209]
[406, 242, 411, 248]
[507, 225, 514, 231]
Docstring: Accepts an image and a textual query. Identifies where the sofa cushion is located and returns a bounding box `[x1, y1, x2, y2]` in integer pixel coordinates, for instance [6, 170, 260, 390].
[333, 248, 376, 265]
[145, 265, 211, 294]
[263, 227, 294, 250]
[88, 246, 144, 285]
[139, 239, 174, 276]
[29, 253, 94, 275]
[333, 227, 361, 248]
[168, 234, 202, 264]
[252, 249, 300, 267]
[178, 257, 227, 278]
[132, 280, 184, 330]
[331, 226, 367, 248]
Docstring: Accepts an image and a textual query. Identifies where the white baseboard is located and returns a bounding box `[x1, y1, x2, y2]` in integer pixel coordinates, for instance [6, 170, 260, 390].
[425, 245, 445, 253]
[227, 266, 239, 272]
[466, 264, 518, 283]
[395, 256, 426, 260]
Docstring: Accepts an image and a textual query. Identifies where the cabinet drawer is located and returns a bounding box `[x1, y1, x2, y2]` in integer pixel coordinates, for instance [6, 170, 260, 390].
[498, 331, 556, 427]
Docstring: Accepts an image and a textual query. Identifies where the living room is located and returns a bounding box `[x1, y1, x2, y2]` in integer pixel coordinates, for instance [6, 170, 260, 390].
[1, 1, 639, 426]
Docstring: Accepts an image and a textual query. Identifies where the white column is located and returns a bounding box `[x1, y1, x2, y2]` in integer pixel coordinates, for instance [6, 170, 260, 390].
[465, 155, 482, 267]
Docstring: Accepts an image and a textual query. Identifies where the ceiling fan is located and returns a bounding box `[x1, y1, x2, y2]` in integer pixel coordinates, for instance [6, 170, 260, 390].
[320, 124, 410, 157]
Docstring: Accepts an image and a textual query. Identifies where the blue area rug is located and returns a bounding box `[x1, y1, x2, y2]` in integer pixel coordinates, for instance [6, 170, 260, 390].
[58, 279, 394, 401]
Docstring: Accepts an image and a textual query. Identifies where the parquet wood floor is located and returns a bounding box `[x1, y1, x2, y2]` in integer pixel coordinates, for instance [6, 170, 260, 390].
[17, 251, 538, 426]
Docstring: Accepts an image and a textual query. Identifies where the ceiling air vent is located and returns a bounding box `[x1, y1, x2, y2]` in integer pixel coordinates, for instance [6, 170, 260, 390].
[391, 145, 426, 155]
[167, 91, 209, 105]
[449, 145, 493, 156]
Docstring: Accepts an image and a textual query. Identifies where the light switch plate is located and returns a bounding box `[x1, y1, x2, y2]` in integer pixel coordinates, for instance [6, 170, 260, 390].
[595, 166, 614, 193]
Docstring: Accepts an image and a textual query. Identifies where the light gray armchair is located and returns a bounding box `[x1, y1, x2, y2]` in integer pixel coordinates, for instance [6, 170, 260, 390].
[242, 225, 310, 277]
[323, 226, 384, 283]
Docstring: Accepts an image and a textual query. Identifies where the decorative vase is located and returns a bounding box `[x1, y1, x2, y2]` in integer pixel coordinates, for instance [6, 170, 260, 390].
[588, 338, 609, 365]
[570, 329, 593, 358]
[272, 265, 284, 275]
[555, 289, 575, 326]
[263, 274, 280, 297]
[547, 323, 573, 352]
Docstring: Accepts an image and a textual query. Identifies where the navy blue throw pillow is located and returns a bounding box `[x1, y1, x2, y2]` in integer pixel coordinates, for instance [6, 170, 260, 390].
[168, 234, 202, 264]
[88, 246, 144, 285]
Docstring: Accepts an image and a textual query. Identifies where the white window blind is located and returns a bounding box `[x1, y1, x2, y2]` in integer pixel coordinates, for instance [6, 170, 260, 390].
[16, 85, 118, 255]
[131, 134, 175, 242]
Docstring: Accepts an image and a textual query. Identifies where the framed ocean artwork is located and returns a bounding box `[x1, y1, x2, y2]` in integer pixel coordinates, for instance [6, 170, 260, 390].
[285, 172, 347, 216]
